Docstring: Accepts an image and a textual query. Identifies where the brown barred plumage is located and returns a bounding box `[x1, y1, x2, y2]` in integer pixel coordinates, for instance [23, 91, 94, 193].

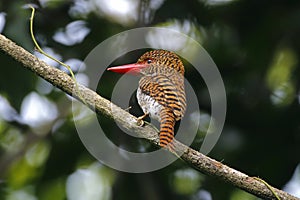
[159, 108, 176, 147]
[108, 49, 186, 148]
[136, 50, 186, 148]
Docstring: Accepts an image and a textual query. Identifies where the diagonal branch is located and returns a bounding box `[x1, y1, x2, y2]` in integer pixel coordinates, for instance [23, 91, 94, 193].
[0, 34, 298, 200]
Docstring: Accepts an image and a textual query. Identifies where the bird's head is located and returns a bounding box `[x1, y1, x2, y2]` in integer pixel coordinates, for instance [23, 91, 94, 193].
[107, 50, 185, 76]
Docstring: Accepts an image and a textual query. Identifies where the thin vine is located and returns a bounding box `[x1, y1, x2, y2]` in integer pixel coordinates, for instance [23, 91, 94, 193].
[253, 177, 281, 200]
[29, 5, 86, 104]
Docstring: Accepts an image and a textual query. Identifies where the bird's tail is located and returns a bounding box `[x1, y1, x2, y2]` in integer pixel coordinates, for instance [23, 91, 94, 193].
[159, 109, 176, 148]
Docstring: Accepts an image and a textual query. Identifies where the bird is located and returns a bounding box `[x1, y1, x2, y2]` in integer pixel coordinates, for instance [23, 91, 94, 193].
[107, 50, 186, 149]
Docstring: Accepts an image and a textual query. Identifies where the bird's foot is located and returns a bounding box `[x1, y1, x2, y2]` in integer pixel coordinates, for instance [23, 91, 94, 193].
[136, 113, 149, 126]
[124, 106, 132, 112]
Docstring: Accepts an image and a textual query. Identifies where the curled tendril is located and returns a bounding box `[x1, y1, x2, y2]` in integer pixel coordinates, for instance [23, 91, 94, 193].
[29, 5, 86, 104]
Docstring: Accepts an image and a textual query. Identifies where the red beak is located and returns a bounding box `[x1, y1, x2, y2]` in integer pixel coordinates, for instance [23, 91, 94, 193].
[107, 63, 147, 75]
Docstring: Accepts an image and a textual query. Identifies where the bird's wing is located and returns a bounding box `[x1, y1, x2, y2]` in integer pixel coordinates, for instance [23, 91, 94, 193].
[139, 75, 186, 120]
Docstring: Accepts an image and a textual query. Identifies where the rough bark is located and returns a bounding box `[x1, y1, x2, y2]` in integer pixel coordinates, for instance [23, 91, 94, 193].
[0, 34, 298, 200]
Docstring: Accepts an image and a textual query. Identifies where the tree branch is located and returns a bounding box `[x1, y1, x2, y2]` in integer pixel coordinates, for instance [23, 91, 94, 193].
[0, 34, 298, 200]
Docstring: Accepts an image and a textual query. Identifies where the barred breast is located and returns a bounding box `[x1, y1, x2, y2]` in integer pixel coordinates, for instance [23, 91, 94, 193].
[137, 74, 186, 147]
[136, 87, 163, 121]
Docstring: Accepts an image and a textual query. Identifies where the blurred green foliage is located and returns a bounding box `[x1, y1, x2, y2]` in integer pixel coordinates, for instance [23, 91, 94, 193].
[0, 0, 300, 199]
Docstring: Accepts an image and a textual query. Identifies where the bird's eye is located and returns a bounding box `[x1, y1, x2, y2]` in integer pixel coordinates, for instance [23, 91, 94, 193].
[147, 59, 152, 64]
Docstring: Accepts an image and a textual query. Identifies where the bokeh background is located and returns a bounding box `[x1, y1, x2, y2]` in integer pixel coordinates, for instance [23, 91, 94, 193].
[0, 0, 300, 199]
